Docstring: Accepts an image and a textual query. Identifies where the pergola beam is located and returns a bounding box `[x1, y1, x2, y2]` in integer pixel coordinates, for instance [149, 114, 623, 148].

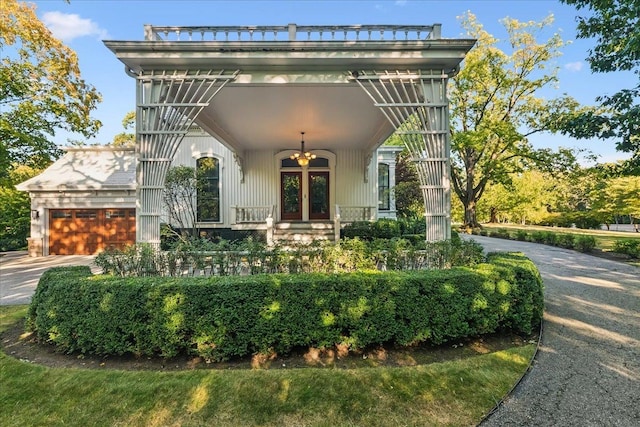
[352, 70, 452, 241]
[135, 69, 238, 246]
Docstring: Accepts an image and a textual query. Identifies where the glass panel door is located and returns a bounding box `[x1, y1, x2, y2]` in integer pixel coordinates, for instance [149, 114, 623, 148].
[309, 171, 329, 220]
[281, 172, 302, 220]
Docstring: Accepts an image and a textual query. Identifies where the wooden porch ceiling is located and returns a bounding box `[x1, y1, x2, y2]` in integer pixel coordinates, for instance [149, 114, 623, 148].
[195, 83, 393, 154]
[104, 24, 475, 155]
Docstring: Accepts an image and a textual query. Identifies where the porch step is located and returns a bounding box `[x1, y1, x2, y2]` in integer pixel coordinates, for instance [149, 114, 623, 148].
[274, 221, 335, 244]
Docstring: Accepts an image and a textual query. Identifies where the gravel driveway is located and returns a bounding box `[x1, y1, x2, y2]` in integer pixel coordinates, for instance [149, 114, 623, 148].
[467, 236, 640, 426]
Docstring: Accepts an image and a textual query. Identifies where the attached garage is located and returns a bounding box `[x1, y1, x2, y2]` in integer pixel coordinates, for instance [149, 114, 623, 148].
[49, 208, 136, 255]
[16, 147, 136, 256]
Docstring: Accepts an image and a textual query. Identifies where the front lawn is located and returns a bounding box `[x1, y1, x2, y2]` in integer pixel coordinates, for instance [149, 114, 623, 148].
[1, 305, 535, 427]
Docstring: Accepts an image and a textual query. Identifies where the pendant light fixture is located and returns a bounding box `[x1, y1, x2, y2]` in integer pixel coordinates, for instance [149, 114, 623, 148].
[290, 131, 316, 166]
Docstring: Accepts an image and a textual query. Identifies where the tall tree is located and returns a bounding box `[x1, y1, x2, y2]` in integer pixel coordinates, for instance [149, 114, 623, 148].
[450, 13, 582, 227]
[559, 0, 640, 170]
[0, 0, 102, 177]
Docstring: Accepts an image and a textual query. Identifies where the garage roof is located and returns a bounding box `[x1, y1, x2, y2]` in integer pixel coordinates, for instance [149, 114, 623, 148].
[16, 147, 136, 192]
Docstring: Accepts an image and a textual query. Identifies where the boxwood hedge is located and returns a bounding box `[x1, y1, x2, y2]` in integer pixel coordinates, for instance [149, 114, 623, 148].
[27, 253, 543, 362]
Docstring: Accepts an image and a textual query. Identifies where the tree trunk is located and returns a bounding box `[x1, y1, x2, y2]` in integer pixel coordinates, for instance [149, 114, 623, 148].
[464, 199, 480, 228]
[489, 207, 498, 223]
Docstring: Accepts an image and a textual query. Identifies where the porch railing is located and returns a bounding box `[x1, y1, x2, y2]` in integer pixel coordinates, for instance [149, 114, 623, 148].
[144, 24, 441, 42]
[336, 205, 376, 222]
[231, 205, 274, 224]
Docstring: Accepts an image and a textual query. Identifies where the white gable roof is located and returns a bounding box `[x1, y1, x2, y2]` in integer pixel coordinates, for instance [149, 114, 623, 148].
[16, 147, 136, 192]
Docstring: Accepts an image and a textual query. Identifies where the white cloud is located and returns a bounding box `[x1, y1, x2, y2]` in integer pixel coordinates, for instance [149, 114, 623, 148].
[395, 0, 408, 5]
[564, 61, 584, 72]
[42, 11, 109, 42]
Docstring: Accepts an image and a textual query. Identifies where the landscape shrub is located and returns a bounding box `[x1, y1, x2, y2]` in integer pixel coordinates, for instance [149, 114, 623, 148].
[555, 234, 575, 249]
[95, 237, 483, 277]
[612, 239, 640, 258]
[342, 219, 402, 240]
[27, 253, 543, 361]
[574, 235, 596, 253]
[488, 228, 510, 239]
[515, 230, 528, 241]
[541, 231, 557, 246]
[529, 231, 546, 244]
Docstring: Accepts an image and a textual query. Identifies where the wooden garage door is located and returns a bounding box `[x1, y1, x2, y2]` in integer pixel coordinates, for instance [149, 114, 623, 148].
[49, 209, 136, 255]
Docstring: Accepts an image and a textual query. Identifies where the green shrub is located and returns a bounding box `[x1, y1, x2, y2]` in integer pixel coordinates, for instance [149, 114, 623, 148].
[574, 235, 596, 253]
[530, 231, 546, 244]
[612, 239, 640, 258]
[515, 230, 528, 241]
[27, 253, 543, 361]
[541, 231, 557, 246]
[488, 228, 510, 239]
[555, 234, 574, 249]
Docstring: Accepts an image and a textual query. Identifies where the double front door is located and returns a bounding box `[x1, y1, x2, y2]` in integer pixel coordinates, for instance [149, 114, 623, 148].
[281, 171, 329, 220]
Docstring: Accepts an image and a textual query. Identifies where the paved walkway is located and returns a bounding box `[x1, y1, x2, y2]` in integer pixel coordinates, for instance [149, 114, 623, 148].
[466, 236, 640, 426]
[0, 252, 99, 305]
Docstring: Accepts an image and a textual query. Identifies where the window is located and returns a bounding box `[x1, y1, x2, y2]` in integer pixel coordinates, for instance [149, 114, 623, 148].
[76, 210, 98, 219]
[378, 163, 390, 211]
[52, 210, 72, 219]
[197, 157, 220, 222]
[281, 157, 329, 168]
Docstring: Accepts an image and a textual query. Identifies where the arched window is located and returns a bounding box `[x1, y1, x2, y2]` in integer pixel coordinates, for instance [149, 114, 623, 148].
[197, 157, 220, 222]
[378, 163, 390, 211]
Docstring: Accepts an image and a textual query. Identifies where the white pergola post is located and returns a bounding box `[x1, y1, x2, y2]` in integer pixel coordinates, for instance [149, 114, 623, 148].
[354, 70, 452, 241]
[135, 70, 238, 247]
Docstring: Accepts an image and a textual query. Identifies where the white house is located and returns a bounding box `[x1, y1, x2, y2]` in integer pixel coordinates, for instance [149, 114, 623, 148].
[17, 138, 402, 255]
[19, 24, 474, 255]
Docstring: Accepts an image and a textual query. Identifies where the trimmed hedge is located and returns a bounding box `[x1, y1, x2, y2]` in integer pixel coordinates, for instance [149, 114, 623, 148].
[27, 253, 543, 361]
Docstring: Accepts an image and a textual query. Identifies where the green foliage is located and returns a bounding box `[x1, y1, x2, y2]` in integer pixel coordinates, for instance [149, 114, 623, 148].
[612, 239, 640, 259]
[0, 0, 101, 178]
[95, 236, 485, 277]
[560, 0, 640, 168]
[450, 12, 582, 227]
[393, 150, 424, 219]
[555, 234, 575, 249]
[573, 235, 597, 253]
[342, 219, 401, 240]
[27, 253, 543, 361]
[488, 228, 510, 239]
[537, 211, 602, 229]
[111, 111, 135, 147]
[3, 303, 537, 427]
[0, 165, 39, 250]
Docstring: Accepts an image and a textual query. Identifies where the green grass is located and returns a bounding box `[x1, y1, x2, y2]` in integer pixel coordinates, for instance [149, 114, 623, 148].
[1, 305, 535, 427]
[481, 223, 640, 251]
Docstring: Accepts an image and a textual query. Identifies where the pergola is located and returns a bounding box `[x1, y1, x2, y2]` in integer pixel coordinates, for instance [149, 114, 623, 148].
[104, 24, 475, 245]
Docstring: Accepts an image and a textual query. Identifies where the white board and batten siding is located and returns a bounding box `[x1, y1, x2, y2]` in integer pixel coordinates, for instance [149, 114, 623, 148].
[172, 133, 379, 227]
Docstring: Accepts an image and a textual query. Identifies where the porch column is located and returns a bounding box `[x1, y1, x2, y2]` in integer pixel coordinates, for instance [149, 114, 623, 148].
[353, 71, 452, 241]
[135, 70, 238, 247]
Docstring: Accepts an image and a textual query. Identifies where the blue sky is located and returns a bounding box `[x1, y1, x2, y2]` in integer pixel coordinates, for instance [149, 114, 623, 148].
[31, 0, 635, 163]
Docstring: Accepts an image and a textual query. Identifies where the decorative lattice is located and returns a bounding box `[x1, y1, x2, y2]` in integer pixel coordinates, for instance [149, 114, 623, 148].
[353, 70, 451, 241]
[136, 69, 238, 245]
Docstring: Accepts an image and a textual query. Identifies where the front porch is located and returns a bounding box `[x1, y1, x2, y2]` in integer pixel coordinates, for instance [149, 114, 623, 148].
[104, 23, 475, 246]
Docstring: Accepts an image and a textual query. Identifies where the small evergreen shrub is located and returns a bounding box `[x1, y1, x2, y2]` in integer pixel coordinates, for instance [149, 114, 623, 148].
[530, 231, 546, 244]
[574, 235, 596, 253]
[555, 234, 574, 249]
[27, 253, 543, 361]
[612, 239, 640, 258]
[487, 228, 510, 239]
[515, 230, 528, 241]
[541, 231, 557, 246]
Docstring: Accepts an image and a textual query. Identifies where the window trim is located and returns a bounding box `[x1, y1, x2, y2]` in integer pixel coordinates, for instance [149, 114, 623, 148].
[196, 155, 222, 223]
[378, 162, 391, 211]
